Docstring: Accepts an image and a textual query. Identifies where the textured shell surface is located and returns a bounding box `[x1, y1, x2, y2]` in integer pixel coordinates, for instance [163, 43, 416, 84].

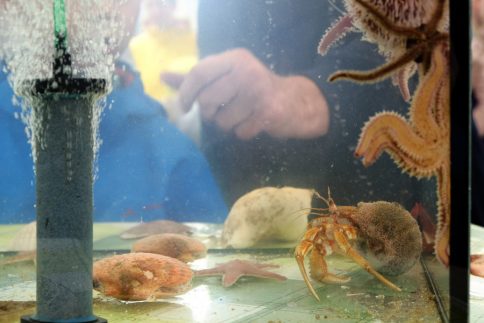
[93, 252, 193, 300]
[131, 233, 207, 262]
[221, 187, 314, 248]
[351, 201, 423, 275]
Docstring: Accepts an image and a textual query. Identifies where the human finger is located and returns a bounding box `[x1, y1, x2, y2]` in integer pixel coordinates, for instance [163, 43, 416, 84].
[234, 113, 265, 140]
[196, 72, 238, 121]
[178, 54, 234, 112]
[161, 72, 185, 90]
[213, 94, 254, 132]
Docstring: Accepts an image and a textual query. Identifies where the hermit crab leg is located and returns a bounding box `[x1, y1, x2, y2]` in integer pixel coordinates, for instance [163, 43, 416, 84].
[295, 228, 321, 301]
[309, 247, 351, 285]
[295, 243, 320, 301]
[333, 229, 401, 292]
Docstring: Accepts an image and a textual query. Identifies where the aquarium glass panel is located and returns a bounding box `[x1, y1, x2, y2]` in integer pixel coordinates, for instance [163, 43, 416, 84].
[0, 0, 468, 322]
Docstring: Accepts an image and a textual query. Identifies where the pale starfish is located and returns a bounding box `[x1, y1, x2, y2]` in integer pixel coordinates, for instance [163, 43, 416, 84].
[193, 259, 287, 287]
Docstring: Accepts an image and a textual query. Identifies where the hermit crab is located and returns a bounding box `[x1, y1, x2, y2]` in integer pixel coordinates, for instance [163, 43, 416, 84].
[295, 190, 422, 300]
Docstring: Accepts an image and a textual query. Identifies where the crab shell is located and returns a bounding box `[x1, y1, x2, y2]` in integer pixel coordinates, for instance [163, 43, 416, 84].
[131, 233, 207, 262]
[93, 253, 193, 300]
[350, 201, 423, 275]
[221, 186, 314, 248]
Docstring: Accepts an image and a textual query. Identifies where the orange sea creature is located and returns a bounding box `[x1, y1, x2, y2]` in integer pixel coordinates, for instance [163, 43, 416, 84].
[93, 252, 193, 301]
[319, 0, 450, 266]
[355, 43, 450, 266]
[131, 233, 207, 262]
[295, 191, 422, 300]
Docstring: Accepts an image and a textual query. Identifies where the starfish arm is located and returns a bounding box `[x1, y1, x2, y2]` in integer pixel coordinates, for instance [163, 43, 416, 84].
[222, 264, 287, 287]
[222, 272, 244, 287]
[425, 0, 448, 34]
[194, 260, 287, 287]
[355, 112, 444, 176]
[385, 147, 443, 179]
[359, 132, 444, 178]
[242, 268, 287, 282]
[254, 263, 280, 269]
[410, 43, 448, 140]
[429, 49, 450, 138]
[392, 63, 417, 102]
[434, 163, 450, 266]
[193, 268, 225, 277]
[355, 112, 412, 162]
[328, 44, 422, 83]
[318, 15, 354, 56]
[433, 77, 450, 132]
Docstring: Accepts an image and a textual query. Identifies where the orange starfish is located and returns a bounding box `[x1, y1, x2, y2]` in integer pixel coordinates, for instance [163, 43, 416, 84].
[354, 44, 450, 266]
[193, 259, 287, 287]
[318, 0, 450, 265]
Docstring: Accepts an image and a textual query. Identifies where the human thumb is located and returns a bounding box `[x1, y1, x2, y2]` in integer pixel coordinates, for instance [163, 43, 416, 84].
[161, 72, 185, 90]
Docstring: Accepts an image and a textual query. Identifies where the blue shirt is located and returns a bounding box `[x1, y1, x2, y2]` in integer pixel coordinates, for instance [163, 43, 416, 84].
[0, 63, 228, 223]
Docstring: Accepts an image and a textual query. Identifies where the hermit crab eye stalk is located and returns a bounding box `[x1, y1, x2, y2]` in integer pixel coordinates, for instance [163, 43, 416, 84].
[314, 190, 330, 206]
[313, 187, 338, 213]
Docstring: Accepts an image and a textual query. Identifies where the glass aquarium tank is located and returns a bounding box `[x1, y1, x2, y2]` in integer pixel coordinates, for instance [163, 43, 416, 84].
[0, 0, 470, 322]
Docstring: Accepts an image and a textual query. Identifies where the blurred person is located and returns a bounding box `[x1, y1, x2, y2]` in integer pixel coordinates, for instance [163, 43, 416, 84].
[472, 0, 484, 227]
[164, 0, 430, 213]
[473, 0, 484, 136]
[471, 254, 484, 277]
[471, 0, 484, 277]
[130, 0, 198, 122]
[0, 0, 227, 224]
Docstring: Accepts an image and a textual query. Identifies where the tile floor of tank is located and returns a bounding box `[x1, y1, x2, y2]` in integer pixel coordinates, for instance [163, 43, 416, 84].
[0, 222, 481, 323]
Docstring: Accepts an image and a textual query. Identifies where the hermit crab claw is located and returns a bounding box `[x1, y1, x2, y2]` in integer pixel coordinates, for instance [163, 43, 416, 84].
[295, 240, 320, 301]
